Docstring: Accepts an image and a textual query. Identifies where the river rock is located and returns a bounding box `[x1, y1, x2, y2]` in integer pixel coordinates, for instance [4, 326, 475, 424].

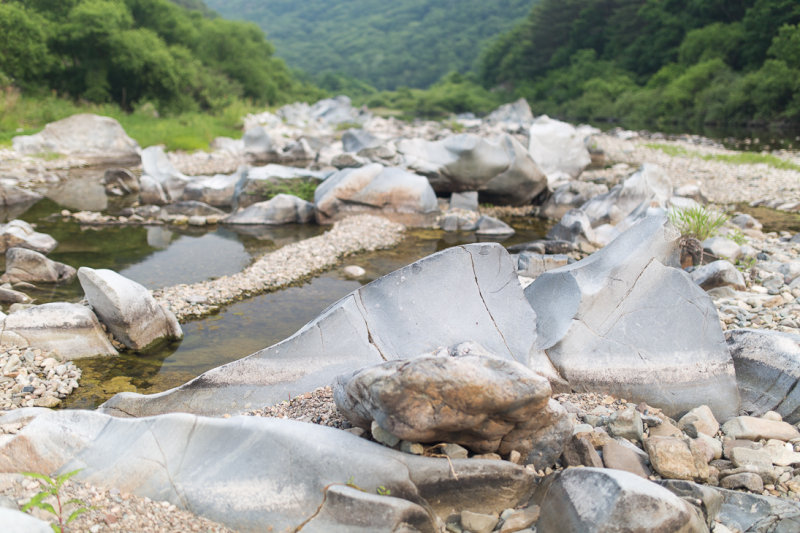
[536, 468, 707, 533]
[690, 260, 746, 291]
[138, 175, 169, 205]
[644, 436, 710, 481]
[101, 168, 140, 196]
[0, 182, 43, 208]
[0, 302, 117, 359]
[0, 286, 31, 304]
[233, 164, 325, 209]
[725, 328, 800, 423]
[580, 164, 672, 227]
[0, 247, 76, 284]
[342, 129, 381, 153]
[141, 146, 190, 201]
[242, 126, 277, 162]
[223, 194, 315, 225]
[77, 267, 182, 352]
[0, 507, 53, 533]
[100, 243, 561, 417]
[450, 191, 479, 211]
[160, 201, 226, 219]
[398, 133, 547, 205]
[715, 486, 800, 532]
[602, 439, 652, 478]
[528, 115, 592, 186]
[311, 95, 366, 126]
[0, 220, 57, 254]
[525, 215, 740, 420]
[314, 163, 438, 225]
[485, 98, 534, 131]
[702, 237, 741, 262]
[516, 252, 571, 278]
[561, 435, 603, 468]
[181, 167, 245, 208]
[678, 405, 719, 438]
[11, 114, 140, 162]
[334, 347, 567, 461]
[0, 408, 535, 532]
[540, 181, 609, 221]
[545, 209, 597, 247]
[721, 416, 800, 441]
[475, 215, 514, 237]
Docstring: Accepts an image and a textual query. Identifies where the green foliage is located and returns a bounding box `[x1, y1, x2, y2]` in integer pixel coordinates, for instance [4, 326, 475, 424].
[668, 205, 729, 241]
[246, 179, 319, 203]
[203, 0, 533, 90]
[21, 469, 92, 533]
[481, 0, 800, 127]
[645, 143, 800, 171]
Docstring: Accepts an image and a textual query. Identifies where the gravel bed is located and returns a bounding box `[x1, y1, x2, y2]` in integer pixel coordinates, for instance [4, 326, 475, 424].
[0, 346, 80, 413]
[0, 473, 235, 533]
[154, 214, 405, 320]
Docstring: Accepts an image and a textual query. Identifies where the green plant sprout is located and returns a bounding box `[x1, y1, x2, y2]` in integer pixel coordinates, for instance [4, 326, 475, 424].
[668, 205, 728, 241]
[21, 469, 92, 533]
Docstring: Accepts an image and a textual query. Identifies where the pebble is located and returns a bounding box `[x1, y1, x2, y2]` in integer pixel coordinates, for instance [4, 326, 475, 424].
[0, 346, 80, 414]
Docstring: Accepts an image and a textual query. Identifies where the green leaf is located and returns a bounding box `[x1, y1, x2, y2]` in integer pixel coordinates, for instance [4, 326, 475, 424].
[21, 491, 50, 512]
[66, 506, 89, 524]
[55, 469, 82, 489]
[22, 472, 55, 486]
[38, 502, 57, 516]
[50, 524, 61, 533]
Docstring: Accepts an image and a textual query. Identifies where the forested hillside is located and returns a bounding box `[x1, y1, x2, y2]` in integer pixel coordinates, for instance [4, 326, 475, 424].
[0, 0, 320, 113]
[480, 0, 800, 126]
[202, 0, 535, 90]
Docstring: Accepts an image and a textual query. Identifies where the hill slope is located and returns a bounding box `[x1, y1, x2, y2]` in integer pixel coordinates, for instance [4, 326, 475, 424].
[203, 0, 535, 90]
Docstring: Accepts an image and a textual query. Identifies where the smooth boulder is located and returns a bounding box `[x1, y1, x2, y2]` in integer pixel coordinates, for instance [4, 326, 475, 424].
[78, 267, 182, 351]
[223, 194, 315, 225]
[140, 146, 190, 201]
[233, 164, 325, 209]
[581, 164, 672, 227]
[0, 220, 57, 254]
[11, 114, 139, 161]
[181, 168, 245, 208]
[314, 163, 438, 225]
[525, 215, 740, 420]
[398, 134, 547, 205]
[691, 260, 746, 291]
[0, 302, 118, 359]
[528, 115, 592, 186]
[1, 247, 75, 284]
[100, 243, 559, 417]
[0, 409, 535, 533]
[726, 329, 800, 423]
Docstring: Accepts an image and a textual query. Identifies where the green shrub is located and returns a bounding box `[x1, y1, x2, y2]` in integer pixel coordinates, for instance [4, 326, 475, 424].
[668, 205, 728, 241]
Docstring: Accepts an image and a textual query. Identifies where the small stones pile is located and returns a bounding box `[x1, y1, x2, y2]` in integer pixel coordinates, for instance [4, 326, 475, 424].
[246, 386, 349, 428]
[0, 473, 235, 533]
[0, 346, 80, 411]
[155, 214, 405, 320]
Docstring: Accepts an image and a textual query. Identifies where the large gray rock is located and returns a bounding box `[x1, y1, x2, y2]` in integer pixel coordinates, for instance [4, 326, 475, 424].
[536, 468, 707, 533]
[691, 260, 746, 291]
[101, 243, 560, 417]
[138, 175, 168, 205]
[0, 220, 57, 254]
[314, 163, 438, 225]
[528, 116, 592, 187]
[78, 267, 182, 352]
[0, 507, 53, 533]
[525, 215, 740, 420]
[223, 194, 315, 225]
[140, 146, 190, 201]
[242, 126, 276, 161]
[181, 168, 246, 208]
[0, 409, 535, 533]
[101, 168, 140, 196]
[12, 114, 140, 162]
[516, 252, 572, 278]
[0, 181, 43, 207]
[546, 209, 597, 247]
[0, 303, 118, 359]
[540, 181, 609, 221]
[160, 201, 225, 218]
[485, 98, 534, 130]
[715, 486, 800, 532]
[311, 95, 366, 125]
[342, 129, 380, 153]
[398, 134, 547, 205]
[726, 329, 800, 423]
[1, 247, 75, 284]
[233, 164, 325, 209]
[334, 345, 568, 462]
[581, 164, 672, 227]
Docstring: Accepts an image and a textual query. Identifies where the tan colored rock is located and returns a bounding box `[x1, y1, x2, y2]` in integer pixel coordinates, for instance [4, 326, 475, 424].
[722, 416, 800, 442]
[644, 436, 710, 481]
[678, 405, 719, 437]
[602, 439, 651, 478]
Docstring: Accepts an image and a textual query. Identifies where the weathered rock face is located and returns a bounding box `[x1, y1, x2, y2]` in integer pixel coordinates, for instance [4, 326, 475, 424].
[0, 220, 57, 254]
[1, 247, 76, 284]
[77, 267, 182, 352]
[540, 181, 609, 221]
[101, 168, 140, 196]
[581, 164, 672, 227]
[528, 115, 592, 187]
[485, 98, 534, 130]
[726, 328, 800, 423]
[181, 168, 246, 208]
[714, 486, 800, 532]
[342, 129, 381, 153]
[101, 243, 558, 417]
[160, 201, 225, 218]
[0, 303, 117, 359]
[334, 345, 568, 461]
[242, 126, 276, 161]
[138, 175, 168, 205]
[525, 215, 740, 420]
[0, 409, 535, 533]
[516, 252, 572, 278]
[397, 134, 547, 205]
[11, 114, 140, 162]
[536, 468, 707, 533]
[314, 163, 438, 225]
[223, 194, 315, 225]
[691, 260, 746, 291]
[140, 146, 190, 201]
[233, 164, 325, 209]
[545, 209, 597, 248]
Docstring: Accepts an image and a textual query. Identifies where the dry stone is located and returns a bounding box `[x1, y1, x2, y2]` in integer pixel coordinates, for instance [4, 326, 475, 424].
[722, 416, 800, 441]
[0, 220, 57, 254]
[644, 436, 710, 482]
[1, 248, 75, 284]
[528, 115, 592, 186]
[223, 194, 315, 225]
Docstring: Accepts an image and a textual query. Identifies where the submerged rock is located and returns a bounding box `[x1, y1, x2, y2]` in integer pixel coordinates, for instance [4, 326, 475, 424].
[101, 243, 558, 417]
[0, 303, 118, 359]
[525, 215, 740, 420]
[1, 247, 75, 284]
[0, 409, 535, 532]
[78, 267, 182, 352]
[398, 133, 547, 205]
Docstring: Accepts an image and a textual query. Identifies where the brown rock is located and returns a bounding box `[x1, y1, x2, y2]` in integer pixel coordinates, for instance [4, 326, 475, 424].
[644, 436, 710, 481]
[678, 405, 719, 437]
[648, 417, 683, 438]
[562, 435, 603, 468]
[719, 472, 764, 492]
[602, 439, 651, 478]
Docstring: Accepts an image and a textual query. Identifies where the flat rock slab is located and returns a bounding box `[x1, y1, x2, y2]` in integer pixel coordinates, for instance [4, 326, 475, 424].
[0, 302, 117, 360]
[721, 416, 800, 441]
[334, 348, 557, 457]
[726, 328, 800, 423]
[0, 409, 535, 533]
[715, 486, 800, 532]
[525, 215, 740, 420]
[101, 243, 554, 417]
[223, 193, 315, 225]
